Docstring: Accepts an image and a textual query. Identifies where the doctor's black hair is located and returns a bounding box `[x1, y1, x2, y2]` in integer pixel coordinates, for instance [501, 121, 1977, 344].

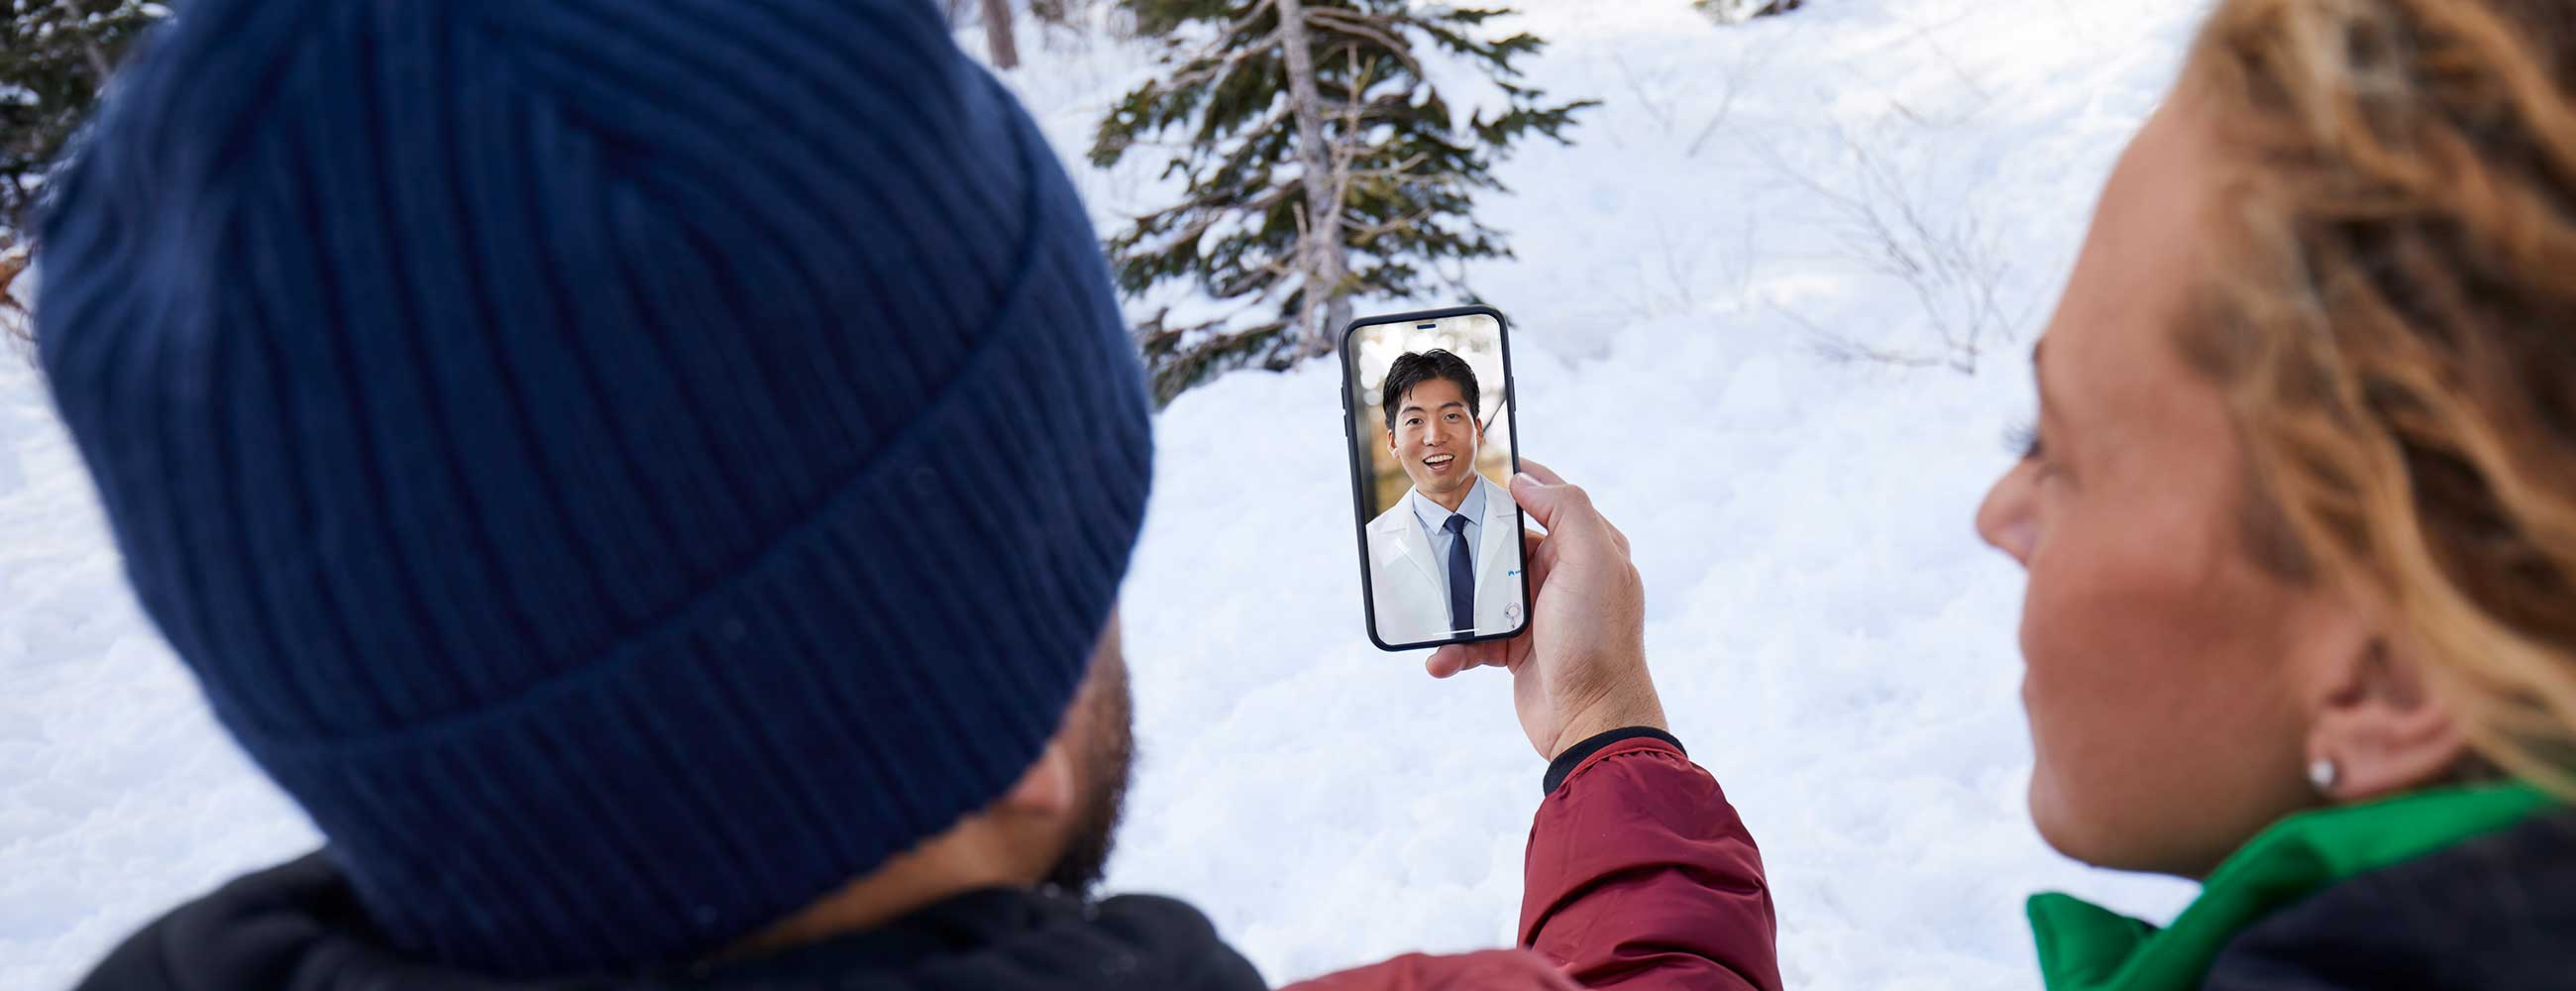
[1380, 349, 1479, 431]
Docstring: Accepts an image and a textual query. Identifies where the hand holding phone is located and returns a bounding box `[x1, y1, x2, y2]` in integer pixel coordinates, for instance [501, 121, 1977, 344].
[1424, 460, 1666, 761]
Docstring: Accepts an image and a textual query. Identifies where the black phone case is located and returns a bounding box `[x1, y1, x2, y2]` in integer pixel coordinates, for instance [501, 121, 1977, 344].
[1340, 304, 1534, 652]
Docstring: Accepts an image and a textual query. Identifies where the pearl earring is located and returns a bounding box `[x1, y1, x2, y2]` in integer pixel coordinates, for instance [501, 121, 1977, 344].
[2308, 757, 2340, 793]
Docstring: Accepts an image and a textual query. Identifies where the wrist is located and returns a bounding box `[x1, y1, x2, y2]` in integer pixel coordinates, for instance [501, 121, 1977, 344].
[1546, 690, 1666, 762]
[1542, 725, 1684, 795]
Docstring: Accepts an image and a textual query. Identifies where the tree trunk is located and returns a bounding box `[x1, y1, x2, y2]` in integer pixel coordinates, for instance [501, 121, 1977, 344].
[981, 0, 1020, 69]
[1272, 0, 1351, 357]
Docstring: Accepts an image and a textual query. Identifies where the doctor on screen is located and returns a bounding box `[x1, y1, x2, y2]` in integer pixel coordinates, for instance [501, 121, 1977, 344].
[1365, 350, 1521, 644]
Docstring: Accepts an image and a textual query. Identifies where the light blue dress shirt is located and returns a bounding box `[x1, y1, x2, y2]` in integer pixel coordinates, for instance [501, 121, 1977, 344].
[1406, 480, 1484, 598]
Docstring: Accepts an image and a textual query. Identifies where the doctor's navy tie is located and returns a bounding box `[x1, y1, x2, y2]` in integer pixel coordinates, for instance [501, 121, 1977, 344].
[1445, 512, 1473, 637]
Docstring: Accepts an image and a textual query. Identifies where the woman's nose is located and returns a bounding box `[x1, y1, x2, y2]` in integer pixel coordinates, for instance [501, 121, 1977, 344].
[1977, 463, 2038, 565]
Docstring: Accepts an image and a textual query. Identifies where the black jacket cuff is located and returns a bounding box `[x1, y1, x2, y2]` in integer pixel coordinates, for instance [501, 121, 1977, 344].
[1543, 726, 1685, 796]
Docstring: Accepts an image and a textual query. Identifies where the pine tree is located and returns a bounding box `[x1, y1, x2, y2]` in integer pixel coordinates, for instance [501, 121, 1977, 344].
[1093, 0, 1592, 404]
[1, 0, 168, 240]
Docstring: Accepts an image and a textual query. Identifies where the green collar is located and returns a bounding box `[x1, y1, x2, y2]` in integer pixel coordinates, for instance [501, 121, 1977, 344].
[2028, 782, 2556, 991]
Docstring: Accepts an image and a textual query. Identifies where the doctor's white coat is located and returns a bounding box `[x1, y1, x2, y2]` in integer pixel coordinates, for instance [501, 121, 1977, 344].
[1364, 476, 1525, 646]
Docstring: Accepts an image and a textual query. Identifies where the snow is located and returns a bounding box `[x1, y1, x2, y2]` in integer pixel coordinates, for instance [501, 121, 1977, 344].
[6, 0, 2210, 987]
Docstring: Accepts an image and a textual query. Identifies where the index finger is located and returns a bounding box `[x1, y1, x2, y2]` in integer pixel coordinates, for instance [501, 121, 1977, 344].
[1427, 640, 1504, 678]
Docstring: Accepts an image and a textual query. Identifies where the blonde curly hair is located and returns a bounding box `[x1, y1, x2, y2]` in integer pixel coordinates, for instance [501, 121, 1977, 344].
[2183, 0, 2576, 794]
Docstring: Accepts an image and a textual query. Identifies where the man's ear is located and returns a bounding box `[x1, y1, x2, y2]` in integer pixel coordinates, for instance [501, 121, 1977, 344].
[2306, 629, 2471, 803]
[995, 738, 1077, 820]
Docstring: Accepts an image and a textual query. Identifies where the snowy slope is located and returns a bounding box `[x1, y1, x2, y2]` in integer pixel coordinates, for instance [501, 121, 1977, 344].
[6, 1, 2207, 987]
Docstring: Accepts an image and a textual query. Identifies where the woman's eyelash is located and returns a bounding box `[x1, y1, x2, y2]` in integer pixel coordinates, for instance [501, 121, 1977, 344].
[2004, 419, 2042, 459]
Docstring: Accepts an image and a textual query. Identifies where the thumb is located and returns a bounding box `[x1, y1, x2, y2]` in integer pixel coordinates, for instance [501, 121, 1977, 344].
[1507, 471, 1580, 531]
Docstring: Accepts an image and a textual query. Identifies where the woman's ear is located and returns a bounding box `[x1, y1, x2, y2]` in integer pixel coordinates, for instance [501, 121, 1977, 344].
[2305, 631, 2471, 803]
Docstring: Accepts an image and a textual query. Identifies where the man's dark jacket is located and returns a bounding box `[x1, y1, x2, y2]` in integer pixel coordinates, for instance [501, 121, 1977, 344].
[78, 857, 1264, 990]
[75, 734, 1780, 991]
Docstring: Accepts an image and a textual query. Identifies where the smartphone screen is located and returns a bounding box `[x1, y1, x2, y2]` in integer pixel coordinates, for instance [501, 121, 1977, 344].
[1341, 306, 1532, 650]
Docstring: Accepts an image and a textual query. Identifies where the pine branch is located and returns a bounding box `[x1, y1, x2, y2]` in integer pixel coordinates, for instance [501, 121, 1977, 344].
[1134, 308, 1294, 405]
[1123, 181, 1298, 256]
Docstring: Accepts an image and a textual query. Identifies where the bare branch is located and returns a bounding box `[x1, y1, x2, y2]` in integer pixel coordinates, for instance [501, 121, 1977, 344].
[1, 242, 30, 346]
[1754, 124, 2019, 373]
[1302, 8, 1427, 80]
[1337, 152, 1430, 181]
[1221, 0, 1282, 37]
[1767, 299, 1946, 369]
[1339, 205, 1434, 245]
[1154, 29, 1287, 92]
[1606, 53, 1676, 132]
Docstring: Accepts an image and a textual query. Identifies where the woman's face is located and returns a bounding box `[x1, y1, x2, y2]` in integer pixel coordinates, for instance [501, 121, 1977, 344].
[1976, 97, 2354, 876]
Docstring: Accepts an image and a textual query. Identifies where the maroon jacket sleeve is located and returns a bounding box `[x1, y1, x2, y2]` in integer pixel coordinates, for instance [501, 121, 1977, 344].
[1518, 734, 1781, 991]
[1283, 949, 1581, 991]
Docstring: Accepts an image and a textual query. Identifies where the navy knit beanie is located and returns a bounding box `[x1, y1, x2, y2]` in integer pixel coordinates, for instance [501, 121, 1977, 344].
[37, 0, 1152, 977]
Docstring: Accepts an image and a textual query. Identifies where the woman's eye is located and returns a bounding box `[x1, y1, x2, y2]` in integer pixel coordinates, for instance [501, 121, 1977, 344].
[2005, 419, 2044, 462]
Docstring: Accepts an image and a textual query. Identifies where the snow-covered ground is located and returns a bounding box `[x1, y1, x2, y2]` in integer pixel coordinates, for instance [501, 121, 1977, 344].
[6, 1, 2209, 987]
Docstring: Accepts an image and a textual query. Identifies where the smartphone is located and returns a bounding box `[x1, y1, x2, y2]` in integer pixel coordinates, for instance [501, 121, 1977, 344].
[1340, 305, 1533, 650]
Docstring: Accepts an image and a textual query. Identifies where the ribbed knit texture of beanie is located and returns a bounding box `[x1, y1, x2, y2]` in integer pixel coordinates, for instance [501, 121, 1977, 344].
[36, 0, 1153, 976]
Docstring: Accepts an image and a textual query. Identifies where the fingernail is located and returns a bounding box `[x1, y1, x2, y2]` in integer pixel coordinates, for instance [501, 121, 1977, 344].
[1510, 472, 1538, 488]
